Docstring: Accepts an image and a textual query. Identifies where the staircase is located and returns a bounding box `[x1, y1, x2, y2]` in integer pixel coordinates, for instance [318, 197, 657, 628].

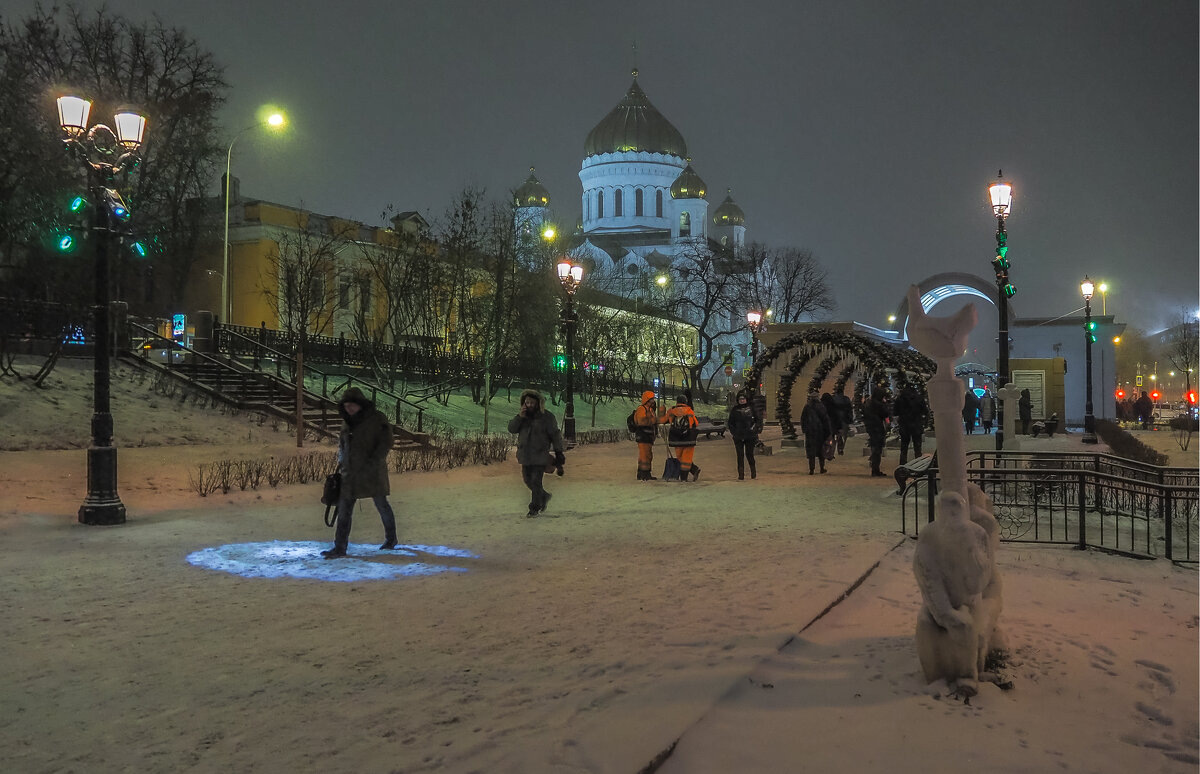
[124, 324, 433, 449]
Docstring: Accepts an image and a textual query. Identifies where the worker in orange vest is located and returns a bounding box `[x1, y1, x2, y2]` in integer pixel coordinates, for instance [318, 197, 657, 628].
[631, 391, 665, 480]
[664, 395, 701, 481]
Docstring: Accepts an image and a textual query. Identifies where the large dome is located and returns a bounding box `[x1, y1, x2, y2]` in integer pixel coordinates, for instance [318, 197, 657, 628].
[584, 70, 688, 159]
[514, 167, 550, 208]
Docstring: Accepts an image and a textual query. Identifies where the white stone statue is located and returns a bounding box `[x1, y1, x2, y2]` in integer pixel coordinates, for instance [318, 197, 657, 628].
[913, 491, 992, 697]
[905, 285, 1007, 696]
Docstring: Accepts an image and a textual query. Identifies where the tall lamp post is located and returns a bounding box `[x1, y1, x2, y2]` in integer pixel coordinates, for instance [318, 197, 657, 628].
[556, 259, 584, 442]
[988, 171, 1015, 451]
[1081, 277, 1098, 443]
[223, 112, 285, 325]
[56, 95, 149, 525]
[746, 310, 765, 364]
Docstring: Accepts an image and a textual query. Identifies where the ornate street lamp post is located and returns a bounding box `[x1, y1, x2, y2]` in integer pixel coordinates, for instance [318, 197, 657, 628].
[988, 171, 1015, 451]
[556, 259, 584, 442]
[1081, 276, 1098, 443]
[56, 95, 149, 525]
[223, 112, 285, 325]
[746, 310, 765, 364]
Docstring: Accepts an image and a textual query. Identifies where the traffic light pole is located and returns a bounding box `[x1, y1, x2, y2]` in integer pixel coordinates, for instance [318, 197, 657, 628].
[995, 213, 1010, 452]
[1082, 296, 1098, 443]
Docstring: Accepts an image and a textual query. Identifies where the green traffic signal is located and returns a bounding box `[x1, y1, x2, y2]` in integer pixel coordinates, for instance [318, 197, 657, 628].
[553, 354, 567, 370]
[1085, 320, 1097, 331]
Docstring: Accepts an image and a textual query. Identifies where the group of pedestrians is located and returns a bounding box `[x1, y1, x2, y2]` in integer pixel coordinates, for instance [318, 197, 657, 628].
[962, 389, 997, 434]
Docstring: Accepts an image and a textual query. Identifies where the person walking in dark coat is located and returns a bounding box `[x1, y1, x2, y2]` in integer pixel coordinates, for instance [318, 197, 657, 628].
[892, 384, 928, 465]
[962, 390, 980, 434]
[979, 389, 996, 434]
[321, 387, 398, 559]
[726, 389, 762, 480]
[863, 387, 892, 477]
[1018, 388, 1033, 434]
[508, 389, 566, 517]
[820, 392, 844, 455]
[799, 391, 833, 475]
[829, 388, 854, 455]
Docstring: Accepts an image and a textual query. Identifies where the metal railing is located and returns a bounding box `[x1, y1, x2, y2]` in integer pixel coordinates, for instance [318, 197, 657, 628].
[216, 327, 428, 433]
[899, 451, 1198, 563]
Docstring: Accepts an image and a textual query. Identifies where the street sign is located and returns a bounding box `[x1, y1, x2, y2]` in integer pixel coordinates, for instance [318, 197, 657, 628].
[1135, 375, 1143, 387]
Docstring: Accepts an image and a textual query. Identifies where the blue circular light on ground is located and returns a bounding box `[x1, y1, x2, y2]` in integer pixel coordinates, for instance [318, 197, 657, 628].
[186, 540, 478, 582]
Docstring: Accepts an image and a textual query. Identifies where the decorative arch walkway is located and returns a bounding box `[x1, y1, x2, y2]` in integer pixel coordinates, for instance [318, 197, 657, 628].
[745, 329, 935, 438]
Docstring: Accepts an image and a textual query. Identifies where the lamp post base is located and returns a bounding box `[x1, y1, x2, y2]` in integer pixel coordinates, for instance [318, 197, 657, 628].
[78, 446, 126, 525]
[563, 413, 576, 443]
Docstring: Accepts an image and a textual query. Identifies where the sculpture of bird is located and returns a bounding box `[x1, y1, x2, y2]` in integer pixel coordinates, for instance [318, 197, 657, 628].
[905, 285, 977, 363]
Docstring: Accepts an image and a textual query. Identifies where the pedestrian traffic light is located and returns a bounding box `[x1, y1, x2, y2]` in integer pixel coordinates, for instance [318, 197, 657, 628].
[1115, 388, 1125, 400]
[1150, 389, 1161, 401]
[553, 354, 567, 370]
[1187, 390, 1197, 405]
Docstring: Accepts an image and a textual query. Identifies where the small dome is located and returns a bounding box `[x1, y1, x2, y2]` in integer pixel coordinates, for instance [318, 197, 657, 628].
[713, 189, 745, 226]
[514, 167, 550, 208]
[584, 70, 688, 158]
[670, 163, 707, 200]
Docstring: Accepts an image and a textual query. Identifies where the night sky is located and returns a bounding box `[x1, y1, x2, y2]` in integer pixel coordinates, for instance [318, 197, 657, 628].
[17, 1, 1198, 332]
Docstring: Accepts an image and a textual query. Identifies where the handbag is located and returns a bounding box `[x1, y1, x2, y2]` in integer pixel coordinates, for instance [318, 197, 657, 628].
[321, 472, 342, 527]
[822, 437, 836, 461]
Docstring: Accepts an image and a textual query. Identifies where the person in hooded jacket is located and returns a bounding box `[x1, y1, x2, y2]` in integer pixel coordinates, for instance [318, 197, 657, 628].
[631, 391, 664, 480]
[863, 387, 892, 477]
[1018, 388, 1033, 434]
[799, 391, 833, 474]
[892, 384, 929, 465]
[508, 389, 565, 517]
[321, 387, 398, 559]
[829, 387, 854, 455]
[979, 389, 996, 434]
[726, 389, 762, 480]
[664, 395, 701, 481]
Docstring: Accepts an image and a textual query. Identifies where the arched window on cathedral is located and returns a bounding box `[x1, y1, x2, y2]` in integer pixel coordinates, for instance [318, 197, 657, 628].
[656, 190, 663, 218]
[615, 189, 623, 217]
[597, 191, 604, 219]
[635, 188, 644, 216]
[680, 211, 691, 237]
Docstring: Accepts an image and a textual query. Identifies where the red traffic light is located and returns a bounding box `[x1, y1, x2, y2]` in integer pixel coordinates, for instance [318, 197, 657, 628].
[1114, 388, 1126, 400]
[1187, 390, 1198, 405]
[1150, 390, 1161, 401]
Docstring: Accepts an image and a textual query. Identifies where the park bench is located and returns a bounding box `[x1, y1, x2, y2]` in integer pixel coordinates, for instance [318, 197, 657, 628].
[694, 415, 726, 439]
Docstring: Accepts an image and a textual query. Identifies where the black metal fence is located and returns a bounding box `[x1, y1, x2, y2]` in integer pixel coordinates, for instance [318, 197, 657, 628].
[899, 451, 1198, 563]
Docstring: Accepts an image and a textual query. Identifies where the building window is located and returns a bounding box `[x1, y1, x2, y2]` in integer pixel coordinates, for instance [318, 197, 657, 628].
[635, 188, 644, 216]
[339, 280, 351, 310]
[615, 189, 623, 217]
[597, 191, 604, 219]
[656, 190, 663, 218]
[680, 211, 691, 236]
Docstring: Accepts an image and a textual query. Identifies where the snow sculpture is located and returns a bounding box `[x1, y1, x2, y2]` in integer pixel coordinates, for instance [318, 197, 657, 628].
[905, 285, 1006, 696]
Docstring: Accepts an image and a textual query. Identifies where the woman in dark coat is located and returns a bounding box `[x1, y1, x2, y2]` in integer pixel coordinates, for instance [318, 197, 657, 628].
[322, 387, 397, 559]
[726, 390, 762, 480]
[799, 391, 833, 475]
[1018, 388, 1033, 434]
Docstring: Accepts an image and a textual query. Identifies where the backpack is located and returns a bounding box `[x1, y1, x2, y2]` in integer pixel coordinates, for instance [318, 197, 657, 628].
[626, 411, 638, 434]
[669, 412, 696, 443]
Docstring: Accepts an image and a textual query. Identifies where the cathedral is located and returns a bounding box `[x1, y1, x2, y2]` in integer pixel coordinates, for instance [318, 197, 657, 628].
[513, 69, 749, 290]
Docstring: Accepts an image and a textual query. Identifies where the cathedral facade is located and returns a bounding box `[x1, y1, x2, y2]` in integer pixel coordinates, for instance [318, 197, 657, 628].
[514, 69, 748, 287]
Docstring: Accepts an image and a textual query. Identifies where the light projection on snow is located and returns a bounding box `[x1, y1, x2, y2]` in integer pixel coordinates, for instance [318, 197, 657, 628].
[186, 540, 478, 582]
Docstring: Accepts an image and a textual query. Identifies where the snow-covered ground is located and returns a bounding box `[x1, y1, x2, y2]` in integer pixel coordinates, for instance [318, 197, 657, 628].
[1, 360, 1197, 773]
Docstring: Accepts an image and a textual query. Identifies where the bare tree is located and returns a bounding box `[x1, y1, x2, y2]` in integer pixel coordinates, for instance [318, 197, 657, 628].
[742, 242, 836, 323]
[1162, 309, 1199, 395]
[0, 5, 226, 312]
[262, 210, 345, 445]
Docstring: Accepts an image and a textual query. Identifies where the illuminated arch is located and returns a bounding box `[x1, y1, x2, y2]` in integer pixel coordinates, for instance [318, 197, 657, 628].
[745, 328, 935, 438]
[892, 273, 1019, 339]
